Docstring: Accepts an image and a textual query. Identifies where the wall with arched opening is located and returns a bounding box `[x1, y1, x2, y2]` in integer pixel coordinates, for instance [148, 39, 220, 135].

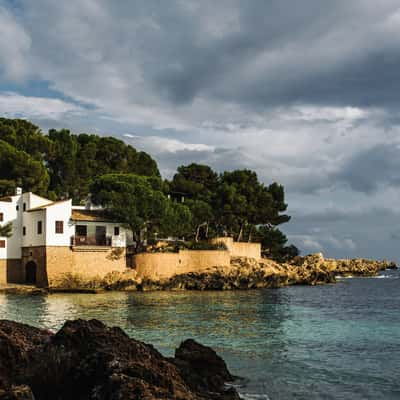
[25, 261, 37, 284]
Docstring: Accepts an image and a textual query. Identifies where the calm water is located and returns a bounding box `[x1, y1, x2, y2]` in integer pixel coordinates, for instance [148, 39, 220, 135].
[1, 269, 399, 399]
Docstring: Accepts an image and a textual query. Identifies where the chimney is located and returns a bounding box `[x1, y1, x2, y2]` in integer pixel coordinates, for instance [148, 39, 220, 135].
[85, 193, 92, 210]
[15, 187, 22, 195]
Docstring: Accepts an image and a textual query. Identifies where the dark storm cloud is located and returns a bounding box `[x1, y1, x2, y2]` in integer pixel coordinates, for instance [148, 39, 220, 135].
[336, 144, 400, 193]
[7, 0, 400, 115]
[123, 0, 400, 110]
[283, 206, 400, 261]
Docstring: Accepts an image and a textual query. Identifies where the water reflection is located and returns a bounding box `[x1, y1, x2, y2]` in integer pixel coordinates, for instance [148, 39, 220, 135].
[0, 290, 291, 359]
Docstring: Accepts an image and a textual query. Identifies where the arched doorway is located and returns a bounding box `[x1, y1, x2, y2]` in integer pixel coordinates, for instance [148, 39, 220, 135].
[25, 261, 37, 284]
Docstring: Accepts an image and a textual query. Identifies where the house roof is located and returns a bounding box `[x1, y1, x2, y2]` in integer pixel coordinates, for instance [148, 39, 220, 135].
[27, 200, 70, 212]
[71, 209, 116, 222]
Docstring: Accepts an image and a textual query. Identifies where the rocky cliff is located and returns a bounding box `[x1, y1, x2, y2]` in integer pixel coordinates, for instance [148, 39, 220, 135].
[104, 253, 396, 291]
[0, 319, 239, 400]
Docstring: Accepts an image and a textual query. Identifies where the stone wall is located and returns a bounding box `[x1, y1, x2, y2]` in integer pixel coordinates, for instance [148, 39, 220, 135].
[212, 237, 261, 259]
[0, 260, 5, 285]
[0, 259, 24, 285]
[22, 247, 47, 286]
[14, 246, 127, 287]
[46, 246, 127, 287]
[6, 259, 23, 284]
[133, 250, 230, 280]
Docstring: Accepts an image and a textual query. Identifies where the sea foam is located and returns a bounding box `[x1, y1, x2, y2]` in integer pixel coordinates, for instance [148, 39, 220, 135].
[240, 394, 271, 400]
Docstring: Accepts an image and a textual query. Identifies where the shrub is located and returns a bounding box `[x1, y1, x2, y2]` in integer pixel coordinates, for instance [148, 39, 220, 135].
[184, 241, 227, 251]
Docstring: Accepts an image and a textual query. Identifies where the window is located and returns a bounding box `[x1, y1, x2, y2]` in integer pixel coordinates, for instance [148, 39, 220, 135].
[0, 240, 5, 248]
[37, 221, 42, 235]
[55, 221, 64, 234]
[23, 226, 26, 236]
[114, 226, 120, 236]
[16, 205, 19, 211]
[0, 213, 3, 222]
[76, 225, 87, 236]
[23, 203, 26, 211]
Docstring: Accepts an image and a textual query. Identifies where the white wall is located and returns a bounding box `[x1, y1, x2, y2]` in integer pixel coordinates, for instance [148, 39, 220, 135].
[45, 200, 74, 246]
[0, 194, 22, 259]
[25, 193, 51, 210]
[20, 193, 54, 248]
[21, 209, 46, 247]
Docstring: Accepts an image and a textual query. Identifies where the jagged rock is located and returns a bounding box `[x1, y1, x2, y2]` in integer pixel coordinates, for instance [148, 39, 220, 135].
[0, 320, 51, 390]
[0, 319, 239, 400]
[173, 339, 235, 396]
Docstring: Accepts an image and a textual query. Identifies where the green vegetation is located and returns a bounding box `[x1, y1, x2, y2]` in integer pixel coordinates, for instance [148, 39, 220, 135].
[168, 163, 298, 260]
[0, 117, 298, 260]
[0, 118, 159, 201]
[0, 222, 12, 237]
[145, 240, 227, 253]
[254, 225, 299, 262]
[90, 173, 191, 249]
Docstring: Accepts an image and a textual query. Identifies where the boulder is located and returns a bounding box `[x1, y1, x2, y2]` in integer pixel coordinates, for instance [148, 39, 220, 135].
[0, 319, 239, 400]
[173, 339, 234, 394]
[0, 320, 51, 389]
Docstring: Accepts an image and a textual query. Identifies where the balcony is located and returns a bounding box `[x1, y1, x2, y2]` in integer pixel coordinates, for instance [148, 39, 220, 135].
[70, 235, 112, 251]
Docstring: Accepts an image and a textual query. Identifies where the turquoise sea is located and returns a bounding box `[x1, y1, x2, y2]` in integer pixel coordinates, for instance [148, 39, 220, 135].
[0, 269, 399, 399]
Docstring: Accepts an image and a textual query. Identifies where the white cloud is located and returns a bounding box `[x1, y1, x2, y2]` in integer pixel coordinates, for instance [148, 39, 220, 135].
[0, 92, 83, 120]
[123, 134, 215, 153]
[0, 6, 31, 81]
[289, 233, 356, 255]
[285, 106, 370, 122]
[290, 235, 324, 253]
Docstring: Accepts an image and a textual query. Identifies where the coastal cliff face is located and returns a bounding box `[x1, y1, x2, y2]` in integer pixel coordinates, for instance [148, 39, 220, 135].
[104, 253, 396, 291]
[0, 319, 239, 400]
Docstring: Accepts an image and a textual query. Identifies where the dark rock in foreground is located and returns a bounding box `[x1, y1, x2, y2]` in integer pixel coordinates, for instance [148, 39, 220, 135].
[0, 319, 239, 400]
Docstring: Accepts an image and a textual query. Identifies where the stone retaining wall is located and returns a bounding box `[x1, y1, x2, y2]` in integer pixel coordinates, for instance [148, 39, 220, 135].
[0, 260, 5, 285]
[133, 250, 230, 280]
[46, 246, 127, 287]
[0, 259, 23, 285]
[6, 259, 23, 283]
[212, 237, 261, 259]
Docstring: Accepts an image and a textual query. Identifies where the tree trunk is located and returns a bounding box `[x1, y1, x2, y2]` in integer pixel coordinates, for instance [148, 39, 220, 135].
[248, 225, 253, 242]
[237, 223, 244, 242]
[195, 225, 200, 242]
[205, 222, 209, 238]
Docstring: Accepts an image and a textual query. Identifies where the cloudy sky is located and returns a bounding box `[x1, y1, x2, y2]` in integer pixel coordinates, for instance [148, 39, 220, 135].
[1, 0, 400, 260]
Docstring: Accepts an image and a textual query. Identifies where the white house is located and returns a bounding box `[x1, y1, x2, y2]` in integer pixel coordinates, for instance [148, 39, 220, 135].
[0, 189, 132, 287]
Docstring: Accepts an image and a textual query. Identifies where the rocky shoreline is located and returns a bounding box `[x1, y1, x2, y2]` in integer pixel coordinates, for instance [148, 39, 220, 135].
[94, 253, 397, 291]
[135, 253, 396, 291]
[0, 253, 396, 294]
[0, 319, 240, 400]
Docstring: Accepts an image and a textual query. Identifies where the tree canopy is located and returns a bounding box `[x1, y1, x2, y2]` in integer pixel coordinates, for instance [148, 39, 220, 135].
[0, 118, 160, 201]
[90, 173, 191, 248]
[0, 139, 49, 196]
[169, 163, 297, 259]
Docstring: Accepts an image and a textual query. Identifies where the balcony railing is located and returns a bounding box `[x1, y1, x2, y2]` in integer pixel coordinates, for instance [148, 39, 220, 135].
[71, 235, 112, 247]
